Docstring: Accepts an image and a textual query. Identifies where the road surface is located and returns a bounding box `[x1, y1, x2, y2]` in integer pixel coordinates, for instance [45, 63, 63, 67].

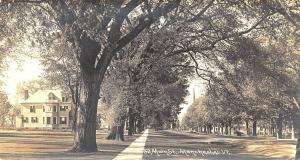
[142, 130, 295, 160]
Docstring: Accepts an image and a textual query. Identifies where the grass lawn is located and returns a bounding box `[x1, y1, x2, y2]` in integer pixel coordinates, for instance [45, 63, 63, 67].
[0, 129, 140, 160]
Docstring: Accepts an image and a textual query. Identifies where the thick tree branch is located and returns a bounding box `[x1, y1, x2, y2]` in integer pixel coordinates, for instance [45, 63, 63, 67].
[114, 0, 181, 53]
[186, 0, 215, 23]
[96, 0, 181, 80]
[107, 0, 142, 44]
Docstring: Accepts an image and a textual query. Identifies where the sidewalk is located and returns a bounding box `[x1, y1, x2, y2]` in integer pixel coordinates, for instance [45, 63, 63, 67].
[113, 129, 149, 160]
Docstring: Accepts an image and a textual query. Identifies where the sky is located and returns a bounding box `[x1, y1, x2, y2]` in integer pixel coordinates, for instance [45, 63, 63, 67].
[178, 78, 206, 121]
[3, 58, 43, 104]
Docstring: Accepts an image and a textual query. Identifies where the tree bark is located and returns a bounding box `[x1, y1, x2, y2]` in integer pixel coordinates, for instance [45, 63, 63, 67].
[128, 108, 135, 136]
[136, 115, 144, 133]
[229, 120, 232, 135]
[296, 131, 300, 160]
[208, 125, 212, 134]
[107, 124, 125, 141]
[252, 120, 257, 137]
[221, 123, 224, 135]
[276, 113, 283, 139]
[246, 120, 249, 135]
[71, 75, 100, 152]
[225, 123, 229, 135]
[70, 105, 78, 132]
[293, 104, 300, 159]
[134, 118, 137, 134]
[135, 88, 143, 134]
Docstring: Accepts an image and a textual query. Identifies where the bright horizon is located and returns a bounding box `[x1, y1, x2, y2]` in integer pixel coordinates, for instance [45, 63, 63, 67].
[3, 58, 43, 105]
[178, 79, 206, 121]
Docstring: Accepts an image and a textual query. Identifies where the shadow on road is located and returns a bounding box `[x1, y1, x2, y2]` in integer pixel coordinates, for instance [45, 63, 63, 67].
[143, 130, 291, 160]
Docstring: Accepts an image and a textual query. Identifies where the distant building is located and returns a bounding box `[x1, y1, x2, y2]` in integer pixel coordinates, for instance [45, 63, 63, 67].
[16, 90, 72, 129]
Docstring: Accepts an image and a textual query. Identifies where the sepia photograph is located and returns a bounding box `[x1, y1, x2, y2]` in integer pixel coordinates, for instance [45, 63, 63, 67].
[0, 0, 299, 159]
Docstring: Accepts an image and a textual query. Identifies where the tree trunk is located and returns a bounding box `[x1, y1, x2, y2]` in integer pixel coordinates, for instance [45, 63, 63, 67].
[252, 120, 257, 137]
[272, 127, 276, 136]
[135, 92, 143, 134]
[128, 108, 135, 136]
[296, 131, 300, 159]
[228, 120, 232, 135]
[264, 127, 267, 136]
[276, 113, 283, 139]
[71, 77, 100, 152]
[134, 118, 137, 134]
[293, 105, 300, 160]
[125, 118, 129, 130]
[221, 123, 224, 135]
[107, 124, 125, 141]
[70, 72, 100, 152]
[246, 120, 249, 135]
[208, 125, 212, 134]
[136, 115, 144, 133]
[225, 123, 229, 135]
[70, 105, 78, 132]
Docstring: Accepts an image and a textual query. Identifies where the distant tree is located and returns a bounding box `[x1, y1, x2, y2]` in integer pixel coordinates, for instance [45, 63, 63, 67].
[102, 32, 191, 139]
[15, 79, 48, 99]
[182, 97, 205, 132]
[183, 33, 300, 139]
[0, 91, 11, 127]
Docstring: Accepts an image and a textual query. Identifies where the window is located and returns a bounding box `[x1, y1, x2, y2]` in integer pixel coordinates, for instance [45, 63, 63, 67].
[29, 106, 35, 113]
[47, 117, 51, 124]
[31, 117, 38, 123]
[48, 93, 56, 100]
[53, 106, 57, 112]
[43, 117, 45, 124]
[53, 117, 57, 124]
[62, 97, 69, 102]
[60, 106, 68, 111]
[60, 117, 67, 124]
[43, 106, 52, 112]
[22, 117, 28, 123]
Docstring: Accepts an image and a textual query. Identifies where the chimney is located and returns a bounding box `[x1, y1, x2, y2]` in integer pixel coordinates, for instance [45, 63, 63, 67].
[24, 90, 29, 100]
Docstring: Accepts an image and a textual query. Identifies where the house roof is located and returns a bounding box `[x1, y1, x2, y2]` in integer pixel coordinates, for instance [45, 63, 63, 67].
[21, 90, 63, 104]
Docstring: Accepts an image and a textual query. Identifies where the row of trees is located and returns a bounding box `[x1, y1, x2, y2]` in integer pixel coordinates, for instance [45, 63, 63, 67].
[1, 0, 299, 157]
[182, 35, 300, 157]
[102, 31, 192, 140]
